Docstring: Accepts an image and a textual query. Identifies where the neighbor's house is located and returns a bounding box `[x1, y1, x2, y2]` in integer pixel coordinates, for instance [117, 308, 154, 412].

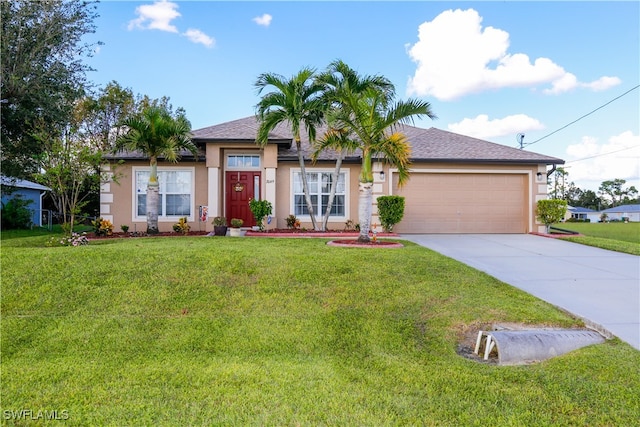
[600, 204, 640, 222]
[1, 176, 51, 227]
[100, 116, 564, 234]
[567, 206, 599, 223]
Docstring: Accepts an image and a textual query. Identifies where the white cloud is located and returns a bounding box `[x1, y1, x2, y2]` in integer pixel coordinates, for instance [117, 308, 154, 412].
[253, 13, 272, 27]
[448, 114, 545, 140]
[580, 76, 622, 92]
[564, 131, 640, 191]
[406, 9, 621, 100]
[183, 29, 215, 48]
[128, 0, 181, 33]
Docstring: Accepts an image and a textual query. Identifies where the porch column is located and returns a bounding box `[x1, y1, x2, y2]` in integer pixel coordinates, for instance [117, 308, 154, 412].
[265, 167, 276, 227]
[208, 167, 220, 217]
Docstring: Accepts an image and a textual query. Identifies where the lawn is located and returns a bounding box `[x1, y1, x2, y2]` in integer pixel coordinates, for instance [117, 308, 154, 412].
[2, 233, 639, 425]
[554, 222, 640, 255]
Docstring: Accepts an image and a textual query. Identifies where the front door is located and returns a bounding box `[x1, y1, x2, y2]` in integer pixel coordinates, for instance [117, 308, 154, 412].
[225, 171, 261, 227]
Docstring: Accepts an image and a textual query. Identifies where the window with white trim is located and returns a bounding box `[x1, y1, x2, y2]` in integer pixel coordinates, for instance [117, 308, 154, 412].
[134, 168, 194, 220]
[293, 171, 346, 217]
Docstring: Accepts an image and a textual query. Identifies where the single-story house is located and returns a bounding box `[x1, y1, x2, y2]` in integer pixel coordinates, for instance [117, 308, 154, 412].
[600, 204, 640, 222]
[100, 116, 564, 234]
[1, 176, 51, 227]
[567, 206, 599, 222]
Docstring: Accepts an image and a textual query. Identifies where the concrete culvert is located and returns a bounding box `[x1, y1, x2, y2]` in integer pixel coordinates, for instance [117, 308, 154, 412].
[474, 329, 606, 366]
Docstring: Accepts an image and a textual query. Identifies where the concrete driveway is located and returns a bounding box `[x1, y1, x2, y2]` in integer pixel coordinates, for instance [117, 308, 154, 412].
[401, 234, 640, 350]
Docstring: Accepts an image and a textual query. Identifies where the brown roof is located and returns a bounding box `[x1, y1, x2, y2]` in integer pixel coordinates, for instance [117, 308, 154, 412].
[192, 116, 564, 165]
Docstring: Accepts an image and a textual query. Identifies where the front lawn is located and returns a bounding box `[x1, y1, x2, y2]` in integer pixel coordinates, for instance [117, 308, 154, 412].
[2, 235, 638, 425]
[554, 222, 640, 255]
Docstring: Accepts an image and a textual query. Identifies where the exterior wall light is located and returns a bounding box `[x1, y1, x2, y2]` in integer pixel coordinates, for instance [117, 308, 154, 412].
[536, 172, 543, 181]
[379, 171, 385, 181]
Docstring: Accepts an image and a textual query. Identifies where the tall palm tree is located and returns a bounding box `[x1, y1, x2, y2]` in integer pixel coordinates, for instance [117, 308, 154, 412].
[312, 60, 396, 231]
[254, 68, 326, 230]
[317, 61, 437, 242]
[115, 105, 197, 234]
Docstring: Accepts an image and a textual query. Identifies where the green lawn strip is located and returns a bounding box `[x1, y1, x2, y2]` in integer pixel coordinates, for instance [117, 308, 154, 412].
[555, 222, 640, 243]
[560, 235, 640, 256]
[2, 237, 639, 425]
[552, 222, 640, 255]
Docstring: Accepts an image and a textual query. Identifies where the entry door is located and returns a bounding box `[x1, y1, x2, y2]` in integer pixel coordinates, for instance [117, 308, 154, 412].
[225, 171, 261, 227]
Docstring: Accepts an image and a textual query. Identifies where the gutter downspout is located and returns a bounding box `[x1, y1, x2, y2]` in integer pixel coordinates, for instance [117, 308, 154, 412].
[546, 164, 557, 178]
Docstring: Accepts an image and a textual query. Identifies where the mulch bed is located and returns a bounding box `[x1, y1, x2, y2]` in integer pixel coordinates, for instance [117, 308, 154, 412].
[89, 231, 210, 239]
[326, 239, 404, 248]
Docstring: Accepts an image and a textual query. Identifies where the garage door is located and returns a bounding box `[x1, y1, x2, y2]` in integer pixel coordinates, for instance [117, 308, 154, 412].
[392, 173, 527, 234]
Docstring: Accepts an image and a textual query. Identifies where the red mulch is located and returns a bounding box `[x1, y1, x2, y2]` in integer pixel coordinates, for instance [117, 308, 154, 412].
[327, 239, 404, 248]
[89, 231, 210, 239]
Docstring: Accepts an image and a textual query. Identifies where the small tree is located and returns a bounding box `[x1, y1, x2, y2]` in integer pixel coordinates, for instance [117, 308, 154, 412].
[536, 199, 567, 233]
[248, 198, 272, 230]
[377, 195, 405, 232]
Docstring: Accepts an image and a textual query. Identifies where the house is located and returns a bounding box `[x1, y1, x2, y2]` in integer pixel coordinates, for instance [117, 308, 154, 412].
[1, 176, 51, 227]
[567, 206, 599, 222]
[100, 116, 564, 234]
[600, 204, 640, 222]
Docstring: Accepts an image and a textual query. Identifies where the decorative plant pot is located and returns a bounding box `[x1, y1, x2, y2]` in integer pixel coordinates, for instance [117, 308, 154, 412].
[213, 225, 228, 236]
[252, 226, 260, 231]
[229, 228, 242, 237]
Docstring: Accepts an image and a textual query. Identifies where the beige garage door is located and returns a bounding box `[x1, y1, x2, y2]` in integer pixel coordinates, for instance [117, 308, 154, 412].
[392, 173, 527, 234]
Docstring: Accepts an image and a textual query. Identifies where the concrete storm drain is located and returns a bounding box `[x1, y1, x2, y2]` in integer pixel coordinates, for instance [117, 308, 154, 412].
[473, 328, 606, 366]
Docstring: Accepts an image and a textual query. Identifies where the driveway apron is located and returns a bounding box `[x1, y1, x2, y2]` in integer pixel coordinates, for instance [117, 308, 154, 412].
[401, 234, 640, 350]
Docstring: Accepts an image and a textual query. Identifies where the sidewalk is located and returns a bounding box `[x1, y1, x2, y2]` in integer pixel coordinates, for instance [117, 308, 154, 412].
[401, 234, 640, 350]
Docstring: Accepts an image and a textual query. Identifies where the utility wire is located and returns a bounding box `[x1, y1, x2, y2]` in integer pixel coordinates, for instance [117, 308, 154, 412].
[522, 84, 640, 148]
[565, 145, 639, 163]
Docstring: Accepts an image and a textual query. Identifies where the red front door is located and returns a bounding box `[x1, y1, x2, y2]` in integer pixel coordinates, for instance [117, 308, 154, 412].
[225, 171, 260, 227]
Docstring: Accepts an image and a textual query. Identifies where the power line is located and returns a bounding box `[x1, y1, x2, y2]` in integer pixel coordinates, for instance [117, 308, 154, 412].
[522, 84, 640, 148]
[565, 145, 639, 163]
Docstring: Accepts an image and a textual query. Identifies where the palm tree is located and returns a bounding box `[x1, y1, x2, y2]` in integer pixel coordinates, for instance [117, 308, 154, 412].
[317, 61, 437, 242]
[254, 68, 326, 230]
[115, 105, 197, 234]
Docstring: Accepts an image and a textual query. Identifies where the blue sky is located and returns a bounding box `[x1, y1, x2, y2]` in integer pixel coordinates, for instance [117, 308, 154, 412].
[86, 1, 639, 192]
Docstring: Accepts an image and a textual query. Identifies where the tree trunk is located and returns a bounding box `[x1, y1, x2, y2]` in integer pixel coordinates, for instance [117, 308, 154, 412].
[146, 155, 160, 234]
[296, 139, 319, 230]
[357, 181, 373, 243]
[321, 150, 345, 231]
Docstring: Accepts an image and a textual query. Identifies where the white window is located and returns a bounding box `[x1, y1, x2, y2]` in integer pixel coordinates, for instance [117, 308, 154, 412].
[134, 168, 194, 221]
[292, 170, 347, 218]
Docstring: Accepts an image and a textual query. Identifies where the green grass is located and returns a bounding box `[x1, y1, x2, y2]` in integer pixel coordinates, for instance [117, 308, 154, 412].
[554, 222, 640, 255]
[2, 234, 639, 425]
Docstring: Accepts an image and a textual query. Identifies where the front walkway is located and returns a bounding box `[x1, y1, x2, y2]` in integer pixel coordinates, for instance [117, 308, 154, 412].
[401, 234, 640, 350]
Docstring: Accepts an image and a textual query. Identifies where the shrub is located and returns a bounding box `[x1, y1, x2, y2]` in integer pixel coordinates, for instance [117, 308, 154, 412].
[212, 216, 227, 226]
[92, 217, 114, 236]
[230, 218, 243, 228]
[377, 196, 405, 232]
[173, 217, 190, 234]
[344, 219, 359, 231]
[121, 224, 130, 233]
[285, 214, 300, 229]
[249, 199, 272, 230]
[536, 199, 567, 232]
[1, 197, 33, 229]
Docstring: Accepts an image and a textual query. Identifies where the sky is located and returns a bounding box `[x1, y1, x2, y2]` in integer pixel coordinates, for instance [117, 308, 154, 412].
[85, 1, 639, 193]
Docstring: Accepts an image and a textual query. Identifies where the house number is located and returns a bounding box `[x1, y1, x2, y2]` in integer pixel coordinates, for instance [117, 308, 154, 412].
[266, 179, 275, 184]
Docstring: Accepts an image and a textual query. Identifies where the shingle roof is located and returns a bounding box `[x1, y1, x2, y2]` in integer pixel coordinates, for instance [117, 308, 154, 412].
[192, 116, 564, 165]
[1, 176, 51, 191]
